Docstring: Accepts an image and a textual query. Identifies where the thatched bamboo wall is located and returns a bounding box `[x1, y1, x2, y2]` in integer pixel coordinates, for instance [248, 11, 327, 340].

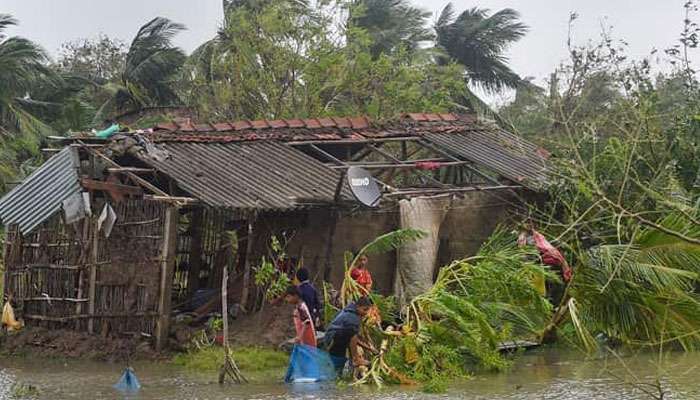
[4, 199, 169, 337]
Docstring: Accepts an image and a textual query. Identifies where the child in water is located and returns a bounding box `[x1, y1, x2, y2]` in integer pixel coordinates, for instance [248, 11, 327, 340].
[284, 286, 317, 347]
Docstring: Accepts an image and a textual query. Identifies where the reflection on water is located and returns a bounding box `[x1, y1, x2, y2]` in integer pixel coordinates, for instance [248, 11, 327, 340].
[1, 348, 699, 400]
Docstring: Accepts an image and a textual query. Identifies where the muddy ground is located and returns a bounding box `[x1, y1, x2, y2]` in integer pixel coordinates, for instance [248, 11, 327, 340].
[0, 327, 160, 362]
[0, 303, 296, 361]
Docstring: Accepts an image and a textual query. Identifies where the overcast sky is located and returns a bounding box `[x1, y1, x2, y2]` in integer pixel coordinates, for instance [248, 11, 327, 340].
[2, 0, 694, 102]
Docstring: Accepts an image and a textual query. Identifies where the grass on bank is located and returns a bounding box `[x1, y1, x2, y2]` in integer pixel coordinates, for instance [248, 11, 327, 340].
[172, 346, 288, 383]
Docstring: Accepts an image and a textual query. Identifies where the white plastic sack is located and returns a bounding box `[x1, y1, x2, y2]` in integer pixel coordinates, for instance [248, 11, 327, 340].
[394, 195, 451, 304]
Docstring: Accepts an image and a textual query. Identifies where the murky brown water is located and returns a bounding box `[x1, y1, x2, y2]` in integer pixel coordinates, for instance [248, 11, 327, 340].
[1, 348, 699, 399]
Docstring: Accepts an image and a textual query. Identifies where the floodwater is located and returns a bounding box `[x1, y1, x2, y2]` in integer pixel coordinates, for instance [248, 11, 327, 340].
[1, 348, 699, 400]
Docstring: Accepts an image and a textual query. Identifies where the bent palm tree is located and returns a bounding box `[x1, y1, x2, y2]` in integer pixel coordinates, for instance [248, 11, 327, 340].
[95, 17, 186, 123]
[552, 212, 700, 351]
[349, 0, 433, 58]
[435, 4, 528, 92]
[0, 14, 57, 137]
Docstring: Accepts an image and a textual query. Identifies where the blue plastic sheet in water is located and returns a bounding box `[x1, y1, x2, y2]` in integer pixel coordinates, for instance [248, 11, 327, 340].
[284, 344, 337, 383]
[114, 367, 141, 392]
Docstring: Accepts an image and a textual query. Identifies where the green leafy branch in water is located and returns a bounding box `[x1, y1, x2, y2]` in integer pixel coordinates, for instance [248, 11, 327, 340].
[10, 383, 39, 399]
[355, 229, 556, 390]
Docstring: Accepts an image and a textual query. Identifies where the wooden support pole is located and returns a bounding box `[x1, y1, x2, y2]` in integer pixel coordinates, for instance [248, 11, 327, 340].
[155, 206, 179, 351]
[75, 218, 89, 330]
[238, 219, 255, 312]
[218, 259, 247, 384]
[87, 218, 99, 334]
[322, 209, 339, 282]
[385, 185, 523, 197]
[107, 167, 156, 174]
[334, 171, 347, 203]
[2, 226, 13, 299]
[221, 263, 229, 347]
[188, 208, 204, 295]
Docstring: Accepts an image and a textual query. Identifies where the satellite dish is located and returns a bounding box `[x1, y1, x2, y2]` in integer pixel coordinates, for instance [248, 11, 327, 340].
[347, 167, 381, 207]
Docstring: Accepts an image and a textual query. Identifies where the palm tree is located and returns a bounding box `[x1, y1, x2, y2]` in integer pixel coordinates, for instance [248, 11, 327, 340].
[435, 3, 528, 92]
[542, 211, 700, 351]
[349, 0, 433, 58]
[0, 14, 57, 137]
[95, 17, 186, 123]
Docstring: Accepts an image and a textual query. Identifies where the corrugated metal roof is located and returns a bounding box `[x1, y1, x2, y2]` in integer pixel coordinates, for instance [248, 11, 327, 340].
[0, 147, 81, 234]
[137, 112, 550, 191]
[139, 141, 352, 211]
[423, 130, 549, 190]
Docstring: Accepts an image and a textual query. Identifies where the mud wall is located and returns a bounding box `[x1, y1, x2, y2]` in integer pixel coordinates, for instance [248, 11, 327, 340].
[251, 208, 398, 294]
[249, 189, 517, 296]
[437, 191, 516, 266]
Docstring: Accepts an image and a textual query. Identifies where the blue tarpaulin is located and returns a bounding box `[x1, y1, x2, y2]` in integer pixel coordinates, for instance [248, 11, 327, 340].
[284, 344, 337, 383]
[114, 367, 141, 392]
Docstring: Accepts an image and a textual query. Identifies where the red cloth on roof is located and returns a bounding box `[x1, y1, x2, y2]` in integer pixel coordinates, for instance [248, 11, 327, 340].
[532, 230, 572, 282]
[415, 161, 442, 171]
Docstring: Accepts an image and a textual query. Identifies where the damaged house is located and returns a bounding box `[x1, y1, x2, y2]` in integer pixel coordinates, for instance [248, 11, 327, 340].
[0, 113, 549, 348]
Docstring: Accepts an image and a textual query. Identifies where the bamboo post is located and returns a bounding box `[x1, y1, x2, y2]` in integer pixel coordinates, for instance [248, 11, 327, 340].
[188, 208, 204, 295]
[218, 261, 247, 384]
[1, 225, 14, 300]
[238, 219, 255, 312]
[75, 218, 90, 330]
[155, 206, 179, 351]
[322, 209, 339, 282]
[87, 218, 99, 334]
[222, 264, 229, 347]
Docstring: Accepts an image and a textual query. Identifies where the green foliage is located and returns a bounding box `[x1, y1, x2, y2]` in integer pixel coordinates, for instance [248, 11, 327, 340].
[372, 229, 553, 387]
[182, 1, 465, 121]
[565, 214, 700, 351]
[208, 317, 224, 332]
[369, 293, 398, 322]
[56, 35, 127, 82]
[253, 256, 291, 301]
[434, 4, 528, 92]
[0, 14, 58, 193]
[421, 375, 450, 394]
[172, 346, 288, 382]
[352, 228, 427, 267]
[9, 382, 39, 399]
[342, 229, 426, 305]
[253, 235, 292, 303]
[0, 14, 58, 137]
[349, 0, 433, 58]
[507, 11, 700, 352]
[94, 17, 186, 122]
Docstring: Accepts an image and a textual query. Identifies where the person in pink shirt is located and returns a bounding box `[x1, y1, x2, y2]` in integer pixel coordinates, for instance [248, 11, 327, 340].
[284, 286, 317, 347]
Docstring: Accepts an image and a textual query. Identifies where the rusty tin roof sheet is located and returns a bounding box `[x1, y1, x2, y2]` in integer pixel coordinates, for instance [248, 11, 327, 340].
[423, 128, 549, 189]
[140, 141, 352, 211]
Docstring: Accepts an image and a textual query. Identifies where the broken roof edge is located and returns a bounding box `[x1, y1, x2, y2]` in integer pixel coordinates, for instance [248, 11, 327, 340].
[0, 147, 82, 235]
[149, 112, 468, 134]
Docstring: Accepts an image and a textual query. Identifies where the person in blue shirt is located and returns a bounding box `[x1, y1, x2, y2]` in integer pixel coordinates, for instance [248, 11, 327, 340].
[323, 296, 373, 374]
[296, 268, 323, 329]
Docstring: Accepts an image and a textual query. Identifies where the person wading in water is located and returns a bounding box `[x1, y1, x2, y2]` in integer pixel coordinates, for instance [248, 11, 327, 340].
[284, 286, 317, 347]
